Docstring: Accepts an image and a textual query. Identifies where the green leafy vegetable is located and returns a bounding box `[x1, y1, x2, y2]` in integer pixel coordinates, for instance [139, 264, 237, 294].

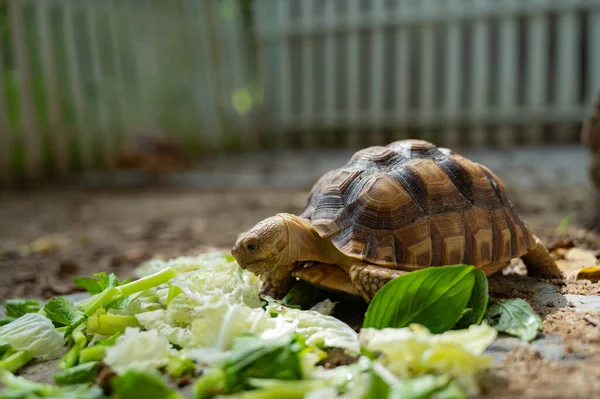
[224, 379, 327, 399]
[282, 280, 324, 309]
[79, 268, 177, 316]
[0, 318, 16, 327]
[87, 312, 140, 335]
[79, 346, 106, 364]
[224, 333, 305, 392]
[486, 298, 542, 342]
[359, 323, 497, 396]
[0, 313, 64, 360]
[363, 265, 476, 333]
[389, 375, 453, 399]
[4, 299, 40, 318]
[74, 272, 130, 294]
[193, 368, 226, 399]
[364, 363, 393, 399]
[454, 269, 489, 329]
[111, 369, 184, 399]
[166, 354, 195, 378]
[0, 369, 103, 399]
[0, 350, 35, 373]
[53, 362, 99, 385]
[43, 297, 86, 331]
[166, 285, 183, 308]
[57, 346, 80, 370]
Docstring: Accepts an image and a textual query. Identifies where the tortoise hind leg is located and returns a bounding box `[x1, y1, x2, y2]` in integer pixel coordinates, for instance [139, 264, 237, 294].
[349, 263, 409, 303]
[521, 235, 562, 279]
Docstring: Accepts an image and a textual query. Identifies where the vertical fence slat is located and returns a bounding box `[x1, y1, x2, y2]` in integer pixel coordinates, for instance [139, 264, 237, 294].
[254, 0, 271, 145]
[394, 0, 410, 138]
[36, 1, 69, 175]
[0, 21, 11, 184]
[586, 10, 600, 105]
[418, 0, 435, 142]
[346, 0, 360, 147]
[277, 0, 291, 132]
[369, 0, 385, 145]
[497, 0, 518, 147]
[9, 0, 41, 179]
[220, 0, 255, 149]
[555, 8, 580, 142]
[187, 0, 221, 149]
[442, 0, 463, 148]
[107, 0, 128, 139]
[64, 0, 91, 169]
[470, 0, 491, 147]
[300, 0, 315, 146]
[323, 1, 336, 136]
[589, 10, 600, 105]
[525, 8, 548, 145]
[125, 0, 144, 128]
[86, 0, 113, 167]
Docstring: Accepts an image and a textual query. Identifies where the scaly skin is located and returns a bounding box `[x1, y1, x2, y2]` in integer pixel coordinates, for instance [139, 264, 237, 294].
[232, 213, 353, 297]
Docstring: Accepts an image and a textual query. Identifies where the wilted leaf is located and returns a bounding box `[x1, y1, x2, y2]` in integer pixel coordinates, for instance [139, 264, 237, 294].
[485, 298, 542, 342]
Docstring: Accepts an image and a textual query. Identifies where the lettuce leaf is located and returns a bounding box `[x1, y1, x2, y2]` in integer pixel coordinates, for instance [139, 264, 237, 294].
[111, 369, 183, 399]
[0, 313, 64, 360]
[269, 305, 360, 355]
[4, 299, 40, 318]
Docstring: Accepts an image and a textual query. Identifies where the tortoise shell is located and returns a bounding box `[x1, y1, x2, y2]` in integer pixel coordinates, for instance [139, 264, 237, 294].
[300, 139, 535, 269]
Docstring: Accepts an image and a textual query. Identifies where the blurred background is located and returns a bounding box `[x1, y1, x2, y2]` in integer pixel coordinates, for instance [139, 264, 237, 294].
[1, 0, 600, 299]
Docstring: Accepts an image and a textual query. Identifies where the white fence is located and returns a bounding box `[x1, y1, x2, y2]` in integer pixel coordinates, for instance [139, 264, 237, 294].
[1, 0, 600, 184]
[255, 0, 600, 147]
[0, 0, 256, 183]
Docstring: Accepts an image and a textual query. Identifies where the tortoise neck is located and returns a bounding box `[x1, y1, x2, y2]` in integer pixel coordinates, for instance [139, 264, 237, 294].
[278, 213, 350, 266]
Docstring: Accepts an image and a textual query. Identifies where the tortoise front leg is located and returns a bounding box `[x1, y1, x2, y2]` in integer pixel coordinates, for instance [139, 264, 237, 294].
[349, 263, 409, 302]
[260, 265, 296, 299]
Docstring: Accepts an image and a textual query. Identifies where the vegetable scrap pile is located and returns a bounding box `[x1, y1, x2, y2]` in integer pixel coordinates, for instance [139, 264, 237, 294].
[0, 254, 544, 398]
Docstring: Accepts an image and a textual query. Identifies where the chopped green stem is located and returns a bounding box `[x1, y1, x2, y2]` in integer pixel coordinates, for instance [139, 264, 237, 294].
[56, 326, 69, 334]
[57, 346, 81, 370]
[72, 330, 87, 349]
[115, 268, 177, 297]
[0, 351, 34, 373]
[79, 346, 106, 364]
[88, 314, 140, 335]
[80, 268, 177, 316]
[82, 287, 120, 317]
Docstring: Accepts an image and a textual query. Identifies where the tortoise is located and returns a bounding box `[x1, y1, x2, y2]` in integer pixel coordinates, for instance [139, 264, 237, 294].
[231, 140, 562, 302]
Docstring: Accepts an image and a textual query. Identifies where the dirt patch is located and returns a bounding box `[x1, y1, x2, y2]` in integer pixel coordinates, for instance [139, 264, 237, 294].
[481, 345, 600, 399]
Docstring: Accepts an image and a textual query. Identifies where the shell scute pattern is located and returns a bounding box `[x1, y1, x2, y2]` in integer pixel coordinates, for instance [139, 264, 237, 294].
[303, 140, 535, 268]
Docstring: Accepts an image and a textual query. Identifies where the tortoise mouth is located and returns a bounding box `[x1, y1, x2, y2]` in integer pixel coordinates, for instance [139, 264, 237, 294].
[239, 257, 280, 275]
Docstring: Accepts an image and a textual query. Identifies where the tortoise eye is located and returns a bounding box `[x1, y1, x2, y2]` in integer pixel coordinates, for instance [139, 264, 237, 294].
[246, 243, 257, 252]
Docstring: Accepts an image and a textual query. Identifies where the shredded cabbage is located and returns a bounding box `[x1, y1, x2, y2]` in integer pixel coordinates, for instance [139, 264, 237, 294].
[130, 255, 360, 356]
[0, 313, 64, 360]
[359, 323, 497, 395]
[104, 327, 174, 373]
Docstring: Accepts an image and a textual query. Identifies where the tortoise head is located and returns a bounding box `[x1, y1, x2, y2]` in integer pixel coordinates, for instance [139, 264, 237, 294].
[231, 215, 289, 275]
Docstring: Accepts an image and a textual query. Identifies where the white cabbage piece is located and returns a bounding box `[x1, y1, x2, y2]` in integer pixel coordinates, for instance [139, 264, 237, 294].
[0, 313, 64, 360]
[359, 323, 497, 396]
[132, 254, 359, 356]
[104, 327, 174, 374]
[270, 305, 360, 355]
[306, 356, 372, 399]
